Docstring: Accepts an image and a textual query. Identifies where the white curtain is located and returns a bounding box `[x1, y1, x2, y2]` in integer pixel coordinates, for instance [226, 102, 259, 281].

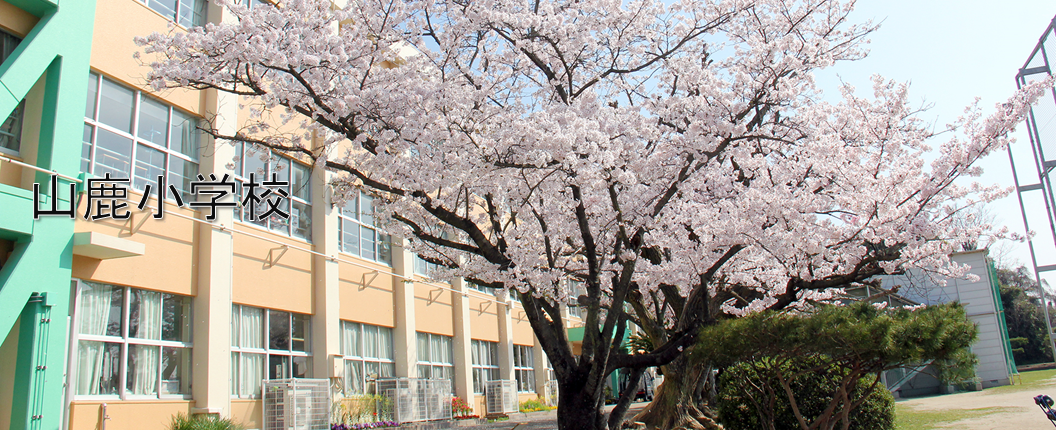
[377, 327, 393, 360]
[240, 306, 263, 349]
[128, 290, 161, 395]
[342, 322, 359, 357]
[242, 353, 264, 397]
[75, 282, 114, 395]
[345, 360, 363, 395]
[364, 325, 378, 359]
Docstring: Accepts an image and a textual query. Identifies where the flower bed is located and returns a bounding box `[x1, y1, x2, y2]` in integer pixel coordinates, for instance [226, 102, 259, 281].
[331, 422, 398, 430]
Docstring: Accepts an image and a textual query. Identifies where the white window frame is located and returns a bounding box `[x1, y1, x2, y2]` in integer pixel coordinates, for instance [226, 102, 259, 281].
[231, 142, 313, 241]
[69, 279, 193, 401]
[230, 304, 312, 399]
[416, 332, 455, 392]
[340, 321, 396, 395]
[471, 340, 499, 395]
[139, 0, 206, 28]
[338, 191, 391, 264]
[513, 345, 535, 393]
[82, 72, 201, 202]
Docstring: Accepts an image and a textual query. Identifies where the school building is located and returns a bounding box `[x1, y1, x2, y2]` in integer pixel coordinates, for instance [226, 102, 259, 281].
[0, 0, 586, 429]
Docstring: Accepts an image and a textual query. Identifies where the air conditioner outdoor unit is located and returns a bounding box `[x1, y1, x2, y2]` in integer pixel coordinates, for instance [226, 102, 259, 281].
[484, 380, 518, 415]
[263, 379, 331, 430]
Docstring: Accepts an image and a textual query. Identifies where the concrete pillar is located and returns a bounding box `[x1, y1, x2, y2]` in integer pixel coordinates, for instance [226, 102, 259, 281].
[310, 154, 341, 380]
[497, 292, 514, 382]
[190, 46, 238, 413]
[391, 239, 417, 378]
[451, 278, 474, 404]
[532, 337, 548, 395]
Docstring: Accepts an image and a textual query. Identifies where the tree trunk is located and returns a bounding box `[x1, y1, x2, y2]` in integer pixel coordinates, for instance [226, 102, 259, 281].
[556, 381, 607, 430]
[630, 356, 723, 430]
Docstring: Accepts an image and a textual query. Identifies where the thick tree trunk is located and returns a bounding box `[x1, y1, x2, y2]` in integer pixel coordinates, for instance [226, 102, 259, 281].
[556, 382, 607, 430]
[630, 356, 723, 430]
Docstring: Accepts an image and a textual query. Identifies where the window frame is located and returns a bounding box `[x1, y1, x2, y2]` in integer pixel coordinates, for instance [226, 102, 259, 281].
[230, 304, 313, 399]
[337, 191, 391, 265]
[340, 321, 396, 396]
[415, 332, 455, 392]
[470, 340, 500, 395]
[138, 0, 206, 28]
[82, 72, 201, 203]
[513, 344, 535, 393]
[231, 142, 313, 241]
[70, 279, 193, 401]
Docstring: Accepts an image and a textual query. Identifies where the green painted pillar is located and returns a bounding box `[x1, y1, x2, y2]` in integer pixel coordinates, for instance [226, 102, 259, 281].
[0, 0, 96, 428]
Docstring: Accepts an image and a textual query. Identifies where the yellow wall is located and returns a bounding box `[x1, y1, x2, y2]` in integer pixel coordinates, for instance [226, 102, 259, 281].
[90, 0, 201, 115]
[230, 399, 263, 430]
[0, 317, 19, 430]
[68, 401, 194, 430]
[414, 284, 453, 336]
[338, 261, 395, 327]
[511, 307, 535, 346]
[468, 297, 499, 342]
[0, 0, 37, 36]
[72, 195, 198, 296]
[231, 230, 313, 314]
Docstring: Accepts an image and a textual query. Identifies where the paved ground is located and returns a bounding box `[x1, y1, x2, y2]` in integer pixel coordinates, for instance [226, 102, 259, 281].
[897, 375, 1056, 429]
[400, 402, 652, 430]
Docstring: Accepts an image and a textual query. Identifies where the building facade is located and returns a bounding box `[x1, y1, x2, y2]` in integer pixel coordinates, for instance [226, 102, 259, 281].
[0, 1, 582, 429]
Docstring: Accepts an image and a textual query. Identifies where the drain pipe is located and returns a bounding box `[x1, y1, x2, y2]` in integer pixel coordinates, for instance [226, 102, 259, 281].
[100, 403, 110, 430]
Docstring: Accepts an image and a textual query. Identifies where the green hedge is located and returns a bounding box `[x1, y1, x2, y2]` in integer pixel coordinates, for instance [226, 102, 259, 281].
[716, 357, 895, 430]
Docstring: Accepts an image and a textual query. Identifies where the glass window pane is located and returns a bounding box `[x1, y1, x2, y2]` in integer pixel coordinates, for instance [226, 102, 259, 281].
[242, 353, 264, 396]
[231, 307, 241, 348]
[291, 163, 310, 201]
[268, 310, 290, 350]
[292, 356, 310, 378]
[168, 157, 198, 201]
[147, 0, 178, 20]
[342, 322, 360, 357]
[342, 219, 360, 256]
[162, 293, 191, 342]
[82, 124, 93, 173]
[345, 361, 364, 395]
[417, 365, 430, 380]
[241, 306, 264, 349]
[268, 354, 288, 379]
[97, 78, 134, 133]
[178, 0, 205, 27]
[360, 193, 374, 225]
[230, 353, 239, 395]
[361, 227, 376, 261]
[85, 73, 98, 119]
[126, 344, 160, 395]
[170, 109, 199, 159]
[292, 201, 312, 241]
[378, 234, 392, 265]
[137, 96, 169, 145]
[134, 144, 165, 191]
[92, 128, 133, 179]
[0, 100, 23, 153]
[378, 327, 393, 360]
[75, 341, 122, 395]
[416, 333, 429, 362]
[129, 289, 163, 340]
[292, 314, 309, 352]
[78, 282, 124, 337]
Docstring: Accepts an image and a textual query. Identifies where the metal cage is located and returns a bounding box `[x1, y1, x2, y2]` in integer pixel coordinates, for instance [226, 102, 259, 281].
[375, 377, 452, 423]
[262, 379, 331, 430]
[543, 380, 559, 407]
[484, 380, 518, 415]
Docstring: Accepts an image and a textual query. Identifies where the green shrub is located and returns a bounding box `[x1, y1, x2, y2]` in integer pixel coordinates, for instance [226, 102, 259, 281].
[518, 397, 555, 413]
[169, 413, 244, 430]
[716, 357, 895, 430]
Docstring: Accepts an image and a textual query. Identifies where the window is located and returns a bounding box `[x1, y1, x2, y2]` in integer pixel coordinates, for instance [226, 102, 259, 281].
[0, 31, 23, 155]
[470, 340, 499, 394]
[83, 72, 200, 202]
[467, 282, 492, 295]
[514, 345, 535, 393]
[414, 255, 439, 277]
[73, 281, 192, 398]
[141, 0, 205, 27]
[231, 304, 311, 398]
[340, 321, 395, 395]
[338, 191, 391, 264]
[543, 351, 555, 382]
[231, 142, 312, 240]
[416, 332, 454, 391]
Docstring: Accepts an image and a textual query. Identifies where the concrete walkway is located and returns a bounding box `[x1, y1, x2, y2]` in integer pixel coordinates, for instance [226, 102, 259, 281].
[897, 376, 1056, 429]
[399, 402, 652, 430]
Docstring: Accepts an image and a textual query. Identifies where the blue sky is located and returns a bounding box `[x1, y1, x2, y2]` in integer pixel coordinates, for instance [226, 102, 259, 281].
[813, 0, 1056, 276]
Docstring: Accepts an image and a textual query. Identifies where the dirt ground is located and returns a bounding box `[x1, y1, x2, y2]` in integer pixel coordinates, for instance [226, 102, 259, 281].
[897, 375, 1056, 429]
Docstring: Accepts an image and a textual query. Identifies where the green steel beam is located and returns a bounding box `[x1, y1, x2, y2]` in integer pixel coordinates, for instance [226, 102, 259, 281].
[0, 0, 96, 428]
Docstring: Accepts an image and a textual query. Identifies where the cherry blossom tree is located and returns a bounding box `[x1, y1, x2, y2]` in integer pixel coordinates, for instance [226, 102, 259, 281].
[137, 0, 1054, 427]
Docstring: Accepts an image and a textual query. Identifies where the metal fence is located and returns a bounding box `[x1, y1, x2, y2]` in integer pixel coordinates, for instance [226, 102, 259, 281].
[484, 380, 518, 415]
[543, 380, 559, 407]
[263, 379, 331, 430]
[376, 378, 452, 423]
